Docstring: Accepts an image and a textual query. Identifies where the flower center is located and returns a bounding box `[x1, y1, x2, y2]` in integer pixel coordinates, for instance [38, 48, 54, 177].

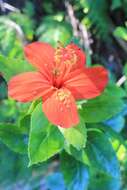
[52, 44, 78, 89]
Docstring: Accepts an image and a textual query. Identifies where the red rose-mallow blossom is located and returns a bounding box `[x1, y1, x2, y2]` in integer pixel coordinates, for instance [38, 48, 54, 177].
[8, 42, 108, 128]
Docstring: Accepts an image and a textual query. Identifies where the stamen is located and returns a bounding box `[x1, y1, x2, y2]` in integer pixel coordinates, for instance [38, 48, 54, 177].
[57, 90, 70, 101]
[64, 49, 78, 66]
[54, 44, 78, 66]
[52, 68, 60, 76]
[54, 48, 62, 65]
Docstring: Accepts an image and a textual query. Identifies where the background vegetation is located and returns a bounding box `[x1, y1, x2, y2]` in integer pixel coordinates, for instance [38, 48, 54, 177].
[1, 0, 127, 189]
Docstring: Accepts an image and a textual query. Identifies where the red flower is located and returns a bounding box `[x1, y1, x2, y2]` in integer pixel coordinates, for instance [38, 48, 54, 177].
[8, 42, 108, 128]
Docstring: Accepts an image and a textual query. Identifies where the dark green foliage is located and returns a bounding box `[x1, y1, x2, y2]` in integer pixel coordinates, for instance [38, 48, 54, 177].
[61, 151, 89, 190]
[79, 84, 125, 123]
[0, 0, 127, 189]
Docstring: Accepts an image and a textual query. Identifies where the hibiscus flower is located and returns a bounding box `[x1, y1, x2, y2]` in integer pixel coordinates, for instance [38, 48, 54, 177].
[8, 42, 108, 128]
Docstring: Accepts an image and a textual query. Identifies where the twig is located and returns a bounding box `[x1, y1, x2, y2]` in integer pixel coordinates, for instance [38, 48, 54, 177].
[0, 1, 20, 12]
[65, 1, 92, 54]
[3, 2, 20, 12]
[65, 1, 79, 37]
[116, 75, 127, 86]
[0, 0, 5, 12]
[114, 36, 127, 54]
[78, 22, 92, 54]
[109, 24, 127, 54]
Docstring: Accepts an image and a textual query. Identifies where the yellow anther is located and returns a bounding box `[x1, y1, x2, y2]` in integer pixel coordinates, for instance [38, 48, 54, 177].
[54, 44, 78, 67]
[57, 91, 70, 102]
[53, 68, 60, 76]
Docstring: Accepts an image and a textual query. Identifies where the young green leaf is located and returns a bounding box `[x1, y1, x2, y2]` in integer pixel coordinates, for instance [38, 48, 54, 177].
[28, 103, 64, 166]
[59, 118, 87, 150]
[114, 26, 127, 41]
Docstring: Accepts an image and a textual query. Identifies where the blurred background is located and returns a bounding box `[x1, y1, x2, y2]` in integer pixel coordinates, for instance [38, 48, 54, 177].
[0, 0, 127, 189]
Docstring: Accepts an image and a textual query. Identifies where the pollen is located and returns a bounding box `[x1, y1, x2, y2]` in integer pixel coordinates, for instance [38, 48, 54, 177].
[54, 44, 78, 67]
[56, 90, 71, 110]
[64, 49, 77, 66]
[63, 49, 78, 66]
[52, 68, 60, 76]
[57, 90, 70, 102]
[54, 46, 63, 64]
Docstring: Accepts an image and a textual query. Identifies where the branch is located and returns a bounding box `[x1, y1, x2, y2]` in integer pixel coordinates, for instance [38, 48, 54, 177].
[114, 36, 127, 54]
[3, 2, 20, 12]
[65, 1, 92, 54]
[116, 75, 126, 86]
[0, 1, 20, 12]
[109, 24, 127, 54]
[65, 1, 79, 37]
[78, 22, 92, 54]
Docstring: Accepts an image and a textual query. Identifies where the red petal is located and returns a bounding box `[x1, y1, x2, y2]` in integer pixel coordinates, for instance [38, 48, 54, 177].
[66, 43, 86, 68]
[8, 72, 55, 102]
[43, 88, 79, 128]
[24, 42, 54, 78]
[64, 67, 108, 99]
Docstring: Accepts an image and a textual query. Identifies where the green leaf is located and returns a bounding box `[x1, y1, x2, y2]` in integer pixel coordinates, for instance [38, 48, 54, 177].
[79, 85, 125, 123]
[114, 26, 127, 41]
[94, 124, 127, 151]
[123, 64, 127, 92]
[111, 0, 122, 10]
[0, 17, 25, 57]
[0, 123, 27, 154]
[0, 99, 18, 123]
[60, 151, 89, 190]
[106, 83, 126, 98]
[19, 114, 31, 134]
[64, 130, 121, 190]
[89, 171, 121, 190]
[86, 132, 121, 190]
[9, 12, 35, 40]
[86, 132, 120, 174]
[36, 18, 72, 47]
[123, 63, 127, 76]
[59, 117, 87, 150]
[0, 78, 7, 100]
[0, 54, 33, 81]
[0, 98, 30, 124]
[28, 103, 64, 165]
